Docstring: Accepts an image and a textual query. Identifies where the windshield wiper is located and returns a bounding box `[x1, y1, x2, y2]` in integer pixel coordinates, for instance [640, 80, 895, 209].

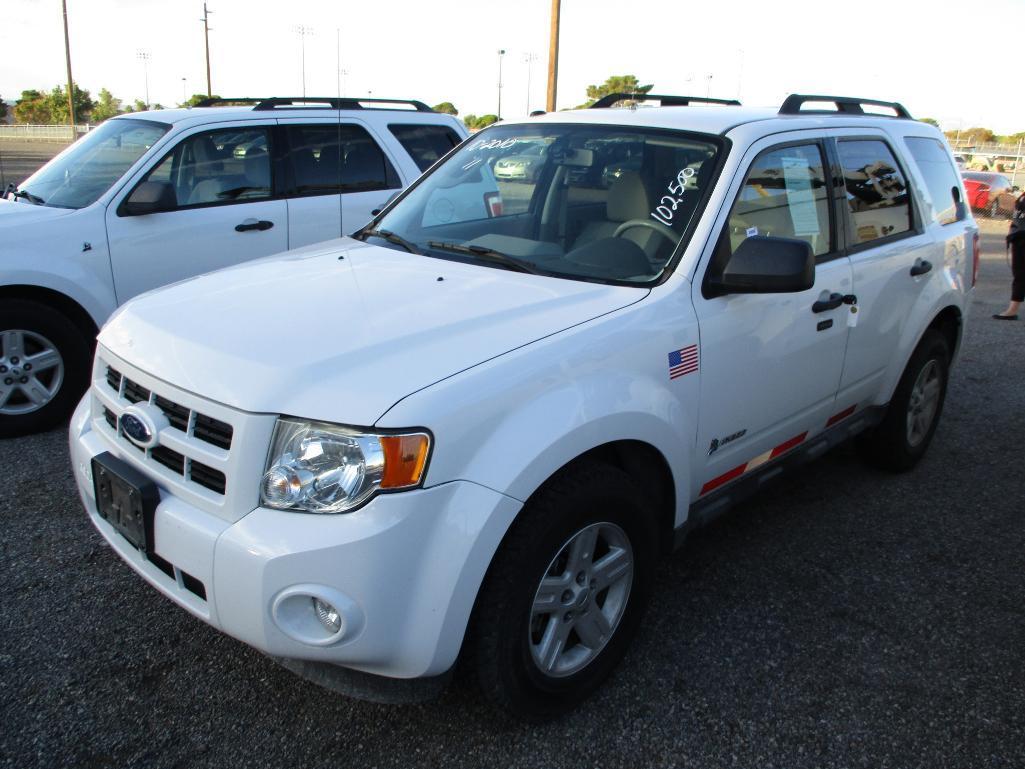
[2, 184, 45, 205]
[354, 227, 422, 254]
[427, 241, 541, 275]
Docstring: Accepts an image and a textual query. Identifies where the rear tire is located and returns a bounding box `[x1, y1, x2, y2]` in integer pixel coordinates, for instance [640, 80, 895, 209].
[469, 462, 657, 721]
[857, 329, 950, 472]
[0, 299, 93, 438]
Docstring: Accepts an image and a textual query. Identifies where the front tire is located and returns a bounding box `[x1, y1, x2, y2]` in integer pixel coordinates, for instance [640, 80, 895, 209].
[469, 463, 657, 720]
[0, 299, 93, 438]
[857, 329, 950, 471]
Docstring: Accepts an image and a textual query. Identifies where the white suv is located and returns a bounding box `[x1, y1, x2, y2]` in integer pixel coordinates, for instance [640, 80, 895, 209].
[69, 94, 976, 718]
[1, 97, 467, 437]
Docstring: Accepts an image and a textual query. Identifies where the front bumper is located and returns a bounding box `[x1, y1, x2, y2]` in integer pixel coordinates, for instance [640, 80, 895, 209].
[69, 396, 521, 679]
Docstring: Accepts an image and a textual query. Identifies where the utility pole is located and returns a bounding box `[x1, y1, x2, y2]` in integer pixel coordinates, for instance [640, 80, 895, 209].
[201, 3, 213, 97]
[61, 0, 76, 139]
[546, 0, 561, 112]
[497, 49, 506, 120]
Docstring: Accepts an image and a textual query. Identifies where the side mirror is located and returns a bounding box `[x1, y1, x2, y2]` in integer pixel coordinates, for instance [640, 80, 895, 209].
[122, 180, 176, 216]
[711, 236, 815, 295]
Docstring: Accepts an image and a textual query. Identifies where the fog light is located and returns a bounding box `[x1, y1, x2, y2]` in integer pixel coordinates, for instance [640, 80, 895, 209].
[312, 597, 342, 634]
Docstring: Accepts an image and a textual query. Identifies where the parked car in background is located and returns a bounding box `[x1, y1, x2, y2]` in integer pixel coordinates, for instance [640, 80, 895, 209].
[0, 97, 467, 437]
[961, 171, 1020, 217]
[493, 143, 548, 181]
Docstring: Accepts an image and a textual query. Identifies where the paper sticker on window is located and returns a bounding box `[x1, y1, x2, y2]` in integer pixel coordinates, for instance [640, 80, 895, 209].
[781, 155, 820, 236]
[746, 226, 759, 237]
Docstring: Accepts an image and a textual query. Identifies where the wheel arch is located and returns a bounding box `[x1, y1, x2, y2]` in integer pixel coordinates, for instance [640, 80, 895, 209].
[523, 439, 678, 555]
[927, 304, 962, 361]
[0, 284, 100, 344]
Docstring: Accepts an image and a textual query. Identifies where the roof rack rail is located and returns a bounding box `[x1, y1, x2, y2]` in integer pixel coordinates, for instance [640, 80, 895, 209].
[589, 93, 741, 109]
[192, 96, 434, 112]
[779, 94, 912, 119]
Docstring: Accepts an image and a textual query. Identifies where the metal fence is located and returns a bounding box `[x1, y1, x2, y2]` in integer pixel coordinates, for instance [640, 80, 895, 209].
[0, 124, 92, 142]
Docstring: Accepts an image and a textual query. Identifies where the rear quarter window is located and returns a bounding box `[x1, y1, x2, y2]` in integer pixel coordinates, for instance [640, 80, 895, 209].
[904, 137, 963, 226]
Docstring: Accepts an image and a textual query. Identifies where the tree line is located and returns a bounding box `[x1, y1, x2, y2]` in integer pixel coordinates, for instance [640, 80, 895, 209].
[0, 84, 222, 125]
[6, 78, 1020, 144]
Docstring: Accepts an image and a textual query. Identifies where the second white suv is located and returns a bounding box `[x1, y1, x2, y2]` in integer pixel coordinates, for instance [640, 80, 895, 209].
[70, 93, 976, 719]
[0, 97, 467, 437]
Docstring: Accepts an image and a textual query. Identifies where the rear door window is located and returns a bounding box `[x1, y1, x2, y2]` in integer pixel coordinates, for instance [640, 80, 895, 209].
[837, 139, 912, 245]
[284, 124, 400, 196]
[904, 137, 963, 225]
[388, 124, 462, 172]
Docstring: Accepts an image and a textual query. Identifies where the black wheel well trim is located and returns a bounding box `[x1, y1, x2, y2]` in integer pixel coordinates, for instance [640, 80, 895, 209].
[925, 305, 962, 360]
[521, 439, 677, 555]
[0, 285, 99, 343]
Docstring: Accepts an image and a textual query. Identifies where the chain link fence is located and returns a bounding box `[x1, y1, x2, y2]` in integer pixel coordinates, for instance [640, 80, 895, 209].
[948, 138, 1023, 219]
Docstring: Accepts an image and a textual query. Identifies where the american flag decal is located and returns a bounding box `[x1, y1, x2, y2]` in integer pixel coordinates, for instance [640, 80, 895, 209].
[668, 344, 699, 380]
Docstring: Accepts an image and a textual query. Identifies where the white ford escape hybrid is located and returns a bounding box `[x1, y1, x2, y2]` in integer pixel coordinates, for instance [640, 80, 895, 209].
[1, 97, 467, 438]
[70, 94, 976, 718]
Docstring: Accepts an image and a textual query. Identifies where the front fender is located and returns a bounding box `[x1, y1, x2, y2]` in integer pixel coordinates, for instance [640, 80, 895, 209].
[1, 206, 116, 327]
[378, 298, 698, 528]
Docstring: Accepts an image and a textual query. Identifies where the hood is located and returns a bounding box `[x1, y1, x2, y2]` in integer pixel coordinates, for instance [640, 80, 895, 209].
[0, 197, 78, 227]
[100, 239, 647, 425]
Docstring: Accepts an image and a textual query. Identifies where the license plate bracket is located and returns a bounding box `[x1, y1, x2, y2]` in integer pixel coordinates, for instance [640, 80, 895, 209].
[91, 452, 159, 554]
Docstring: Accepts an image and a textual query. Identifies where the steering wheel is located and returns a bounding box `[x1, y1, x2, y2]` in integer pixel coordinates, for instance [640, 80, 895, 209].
[613, 218, 677, 245]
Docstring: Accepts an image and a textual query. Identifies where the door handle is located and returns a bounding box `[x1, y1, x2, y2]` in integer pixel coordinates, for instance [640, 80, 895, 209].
[812, 292, 844, 313]
[235, 219, 274, 232]
[910, 259, 932, 277]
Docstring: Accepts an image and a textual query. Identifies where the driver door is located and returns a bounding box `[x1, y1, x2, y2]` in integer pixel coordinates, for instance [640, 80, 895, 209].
[104, 121, 287, 303]
[691, 135, 853, 497]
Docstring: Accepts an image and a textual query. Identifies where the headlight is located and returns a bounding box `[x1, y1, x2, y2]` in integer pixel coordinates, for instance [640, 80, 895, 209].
[260, 418, 430, 514]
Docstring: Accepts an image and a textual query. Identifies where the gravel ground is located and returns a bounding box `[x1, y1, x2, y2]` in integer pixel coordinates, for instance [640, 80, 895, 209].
[1, 220, 1023, 769]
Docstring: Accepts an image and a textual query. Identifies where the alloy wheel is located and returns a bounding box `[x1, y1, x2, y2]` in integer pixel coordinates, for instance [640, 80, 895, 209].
[528, 522, 633, 678]
[0, 329, 65, 415]
[906, 359, 941, 447]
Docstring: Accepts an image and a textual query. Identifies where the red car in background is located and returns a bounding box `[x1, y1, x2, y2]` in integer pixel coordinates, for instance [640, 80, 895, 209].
[962, 171, 1020, 217]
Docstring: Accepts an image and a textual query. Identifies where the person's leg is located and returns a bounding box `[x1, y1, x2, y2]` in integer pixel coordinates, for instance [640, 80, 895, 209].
[995, 242, 1024, 319]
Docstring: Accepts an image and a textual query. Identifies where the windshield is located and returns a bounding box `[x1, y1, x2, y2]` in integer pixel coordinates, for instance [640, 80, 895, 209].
[17, 118, 169, 209]
[369, 123, 723, 284]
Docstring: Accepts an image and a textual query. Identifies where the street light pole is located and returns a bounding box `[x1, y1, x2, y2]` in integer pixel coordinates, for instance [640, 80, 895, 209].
[61, 0, 76, 138]
[546, 0, 561, 112]
[524, 52, 537, 114]
[295, 25, 314, 99]
[181, 77, 187, 104]
[497, 49, 506, 120]
[137, 51, 151, 108]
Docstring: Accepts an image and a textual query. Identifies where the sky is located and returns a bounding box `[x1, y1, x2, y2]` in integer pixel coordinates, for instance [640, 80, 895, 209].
[1, 0, 1022, 134]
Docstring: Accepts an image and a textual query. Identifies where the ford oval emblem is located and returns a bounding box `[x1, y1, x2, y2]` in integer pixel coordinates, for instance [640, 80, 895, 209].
[120, 413, 152, 446]
[119, 404, 166, 449]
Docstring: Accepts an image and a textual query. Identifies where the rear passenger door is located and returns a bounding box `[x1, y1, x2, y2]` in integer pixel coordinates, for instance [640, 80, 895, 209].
[278, 119, 405, 248]
[826, 132, 937, 408]
[692, 136, 853, 497]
